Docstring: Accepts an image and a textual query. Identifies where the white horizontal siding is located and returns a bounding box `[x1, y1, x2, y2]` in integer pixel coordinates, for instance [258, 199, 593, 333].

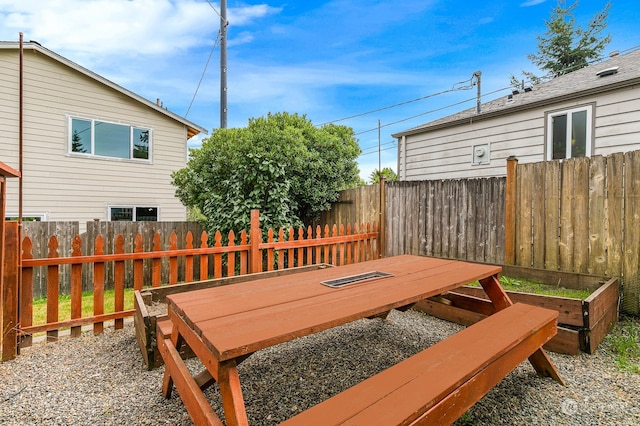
[400, 84, 640, 180]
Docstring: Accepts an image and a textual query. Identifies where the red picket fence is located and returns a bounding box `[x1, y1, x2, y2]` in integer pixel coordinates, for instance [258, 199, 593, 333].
[14, 210, 378, 352]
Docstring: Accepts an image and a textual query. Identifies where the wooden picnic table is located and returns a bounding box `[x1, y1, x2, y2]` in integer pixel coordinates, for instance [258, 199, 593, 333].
[159, 255, 563, 425]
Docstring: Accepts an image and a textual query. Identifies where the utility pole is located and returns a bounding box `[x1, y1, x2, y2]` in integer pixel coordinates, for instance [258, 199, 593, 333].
[220, 0, 228, 128]
[473, 70, 482, 114]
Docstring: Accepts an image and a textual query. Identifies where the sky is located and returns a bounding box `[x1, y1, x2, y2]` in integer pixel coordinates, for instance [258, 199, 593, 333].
[2, 0, 640, 182]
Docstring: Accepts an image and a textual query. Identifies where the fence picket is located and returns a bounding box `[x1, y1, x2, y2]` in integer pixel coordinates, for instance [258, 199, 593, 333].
[185, 232, 194, 283]
[169, 232, 178, 285]
[70, 236, 83, 337]
[47, 236, 59, 342]
[93, 235, 105, 334]
[114, 235, 125, 330]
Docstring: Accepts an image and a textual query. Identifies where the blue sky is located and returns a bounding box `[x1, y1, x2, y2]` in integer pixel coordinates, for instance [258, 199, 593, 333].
[2, 0, 639, 181]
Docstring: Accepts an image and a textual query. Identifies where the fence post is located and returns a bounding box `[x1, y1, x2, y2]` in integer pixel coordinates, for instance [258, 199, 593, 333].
[379, 178, 386, 258]
[249, 210, 262, 273]
[1, 222, 19, 361]
[504, 156, 518, 266]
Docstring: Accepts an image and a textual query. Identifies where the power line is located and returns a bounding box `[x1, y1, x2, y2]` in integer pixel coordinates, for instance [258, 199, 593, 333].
[186, 35, 221, 117]
[206, 0, 223, 20]
[354, 85, 513, 137]
[317, 75, 478, 127]
[359, 145, 397, 156]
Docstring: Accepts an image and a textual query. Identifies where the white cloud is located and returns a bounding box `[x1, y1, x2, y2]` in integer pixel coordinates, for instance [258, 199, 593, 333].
[0, 1, 279, 60]
[520, 0, 546, 7]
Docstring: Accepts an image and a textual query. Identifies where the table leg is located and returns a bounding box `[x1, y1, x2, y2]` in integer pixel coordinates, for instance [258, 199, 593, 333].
[479, 275, 565, 386]
[162, 324, 184, 398]
[219, 360, 249, 426]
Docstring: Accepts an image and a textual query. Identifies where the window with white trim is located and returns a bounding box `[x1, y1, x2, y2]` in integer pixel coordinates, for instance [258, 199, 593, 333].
[546, 105, 593, 160]
[108, 206, 158, 222]
[69, 117, 151, 160]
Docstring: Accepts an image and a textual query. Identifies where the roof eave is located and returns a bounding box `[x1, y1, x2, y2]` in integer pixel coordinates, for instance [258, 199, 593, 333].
[0, 41, 208, 137]
[392, 77, 640, 138]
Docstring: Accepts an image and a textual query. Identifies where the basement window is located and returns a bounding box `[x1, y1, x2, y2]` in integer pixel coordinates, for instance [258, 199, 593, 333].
[108, 206, 158, 222]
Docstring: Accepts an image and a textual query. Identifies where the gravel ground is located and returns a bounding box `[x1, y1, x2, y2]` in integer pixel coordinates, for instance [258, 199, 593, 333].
[1, 310, 638, 425]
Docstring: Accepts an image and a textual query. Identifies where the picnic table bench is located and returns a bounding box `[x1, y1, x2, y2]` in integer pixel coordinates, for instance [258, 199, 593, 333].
[157, 255, 564, 425]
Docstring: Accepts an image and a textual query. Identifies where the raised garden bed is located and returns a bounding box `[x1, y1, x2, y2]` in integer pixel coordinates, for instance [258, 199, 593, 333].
[414, 265, 619, 355]
[134, 264, 334, 370]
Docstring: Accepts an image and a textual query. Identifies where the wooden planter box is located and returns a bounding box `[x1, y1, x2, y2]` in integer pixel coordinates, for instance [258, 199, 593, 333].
[414, 265, 619, 355]
[134, 264, 334, 370]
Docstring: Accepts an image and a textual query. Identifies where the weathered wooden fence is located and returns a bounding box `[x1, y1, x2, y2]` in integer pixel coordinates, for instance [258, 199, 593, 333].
[385, 178, 506, 265]
[316, 182, 383, 230]
[506, 154, 640, 314]
[5, 210, 378, 359]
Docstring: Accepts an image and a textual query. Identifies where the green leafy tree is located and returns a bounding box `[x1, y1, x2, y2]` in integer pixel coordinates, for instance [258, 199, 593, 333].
[369, 167, 397, 184]
[172, 112, 361, 236]
[511, 1, 611, 88]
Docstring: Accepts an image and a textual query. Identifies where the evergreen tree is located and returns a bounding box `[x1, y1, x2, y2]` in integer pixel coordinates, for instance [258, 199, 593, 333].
[511, 1, 611, 88]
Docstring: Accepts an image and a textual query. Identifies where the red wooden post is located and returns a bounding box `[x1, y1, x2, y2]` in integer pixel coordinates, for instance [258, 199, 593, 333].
[152, 233, 162, 287]
[46, 236, 59, 342]
[169, 232, 178, 285]
[114, 235, 125, 330]
[199, 232, 209, 280]
[2, 222, 20, 360]
[70, 235, 83, 338]
[0, 162, 20, 359]
[249, 210, 262, 273]
[93, 235, 105, 334]
[133, 234, 143, 291]
[19, 236, 33, 348]
[227, 230, 236, 277]
[185, 231, 194, 283]
[213, 231, 222, 278]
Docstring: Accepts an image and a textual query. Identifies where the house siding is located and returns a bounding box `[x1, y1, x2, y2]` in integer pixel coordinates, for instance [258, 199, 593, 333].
[399, 84, 640, 180]
[0, 48, 190, 228]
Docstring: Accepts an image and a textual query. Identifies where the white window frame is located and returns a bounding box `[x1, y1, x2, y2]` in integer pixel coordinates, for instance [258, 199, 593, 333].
[545, 105, 593, 160]
[68, 116, 153, 162]
[5, 212, 49, 221]
[107, 205, 160, 222]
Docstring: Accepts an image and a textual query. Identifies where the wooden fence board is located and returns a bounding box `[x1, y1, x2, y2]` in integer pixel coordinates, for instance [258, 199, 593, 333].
[544, 161, 560, 270]
[588, 156, 607, 276]
[623, 151, 640, 314]
[573, 157, 590, 274]
[517, 164, 533, 267]
[560, 159, 575, 271]
[606, 153, 624, 279]
[532, 162, 545, 269]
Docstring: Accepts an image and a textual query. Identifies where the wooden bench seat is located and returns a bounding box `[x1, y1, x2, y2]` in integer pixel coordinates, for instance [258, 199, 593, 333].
[281, 303, 560, 426]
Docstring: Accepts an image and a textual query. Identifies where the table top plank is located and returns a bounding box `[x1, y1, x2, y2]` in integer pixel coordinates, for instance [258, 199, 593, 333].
[167, 256, 501, 361]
